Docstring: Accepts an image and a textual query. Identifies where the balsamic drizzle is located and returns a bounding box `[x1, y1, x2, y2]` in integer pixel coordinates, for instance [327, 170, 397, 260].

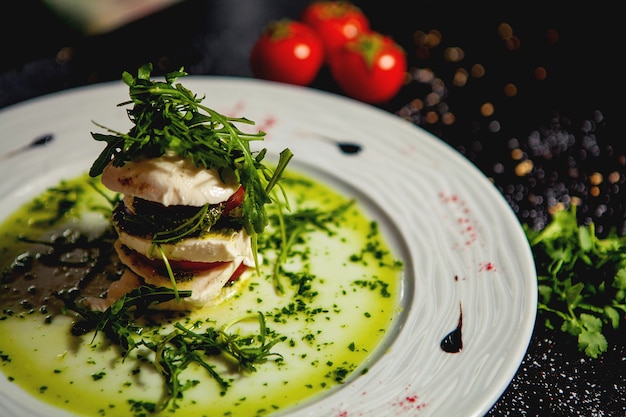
[440, 303, 463, 353]
[336, 142, 362, 154]
[0, 133, 54, 161]
[308, 131, 362, 154]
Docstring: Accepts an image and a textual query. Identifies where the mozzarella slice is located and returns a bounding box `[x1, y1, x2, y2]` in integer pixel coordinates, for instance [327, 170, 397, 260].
[114, 241, 251, 310]
[101, 154, 239, 206]
[116, 228, 256, 264]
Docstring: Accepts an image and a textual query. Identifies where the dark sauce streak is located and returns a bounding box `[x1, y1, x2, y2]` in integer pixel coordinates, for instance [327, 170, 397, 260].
[310, 132, 362, 155]
[0, 134, 55, 161]
[440, 303, 463, 353]
[32, 134, 55, 147]
[336, 142, 362, 154]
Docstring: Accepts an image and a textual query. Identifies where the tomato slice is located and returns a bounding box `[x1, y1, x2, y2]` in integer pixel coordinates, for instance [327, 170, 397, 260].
[163, 258, 248, 284]
[226, 262, 248, 285]
[167, 259, 226, 272]
[222, 186, 245, 215]
[141, 256, 226, 272]
[140, 254, 249, 283]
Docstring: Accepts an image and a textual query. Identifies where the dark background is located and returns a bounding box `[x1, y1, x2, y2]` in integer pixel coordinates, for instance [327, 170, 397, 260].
[1, 1, 624, 416]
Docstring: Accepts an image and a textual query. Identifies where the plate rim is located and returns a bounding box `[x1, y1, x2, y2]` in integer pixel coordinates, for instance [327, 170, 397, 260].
[0, 76, 537, 417]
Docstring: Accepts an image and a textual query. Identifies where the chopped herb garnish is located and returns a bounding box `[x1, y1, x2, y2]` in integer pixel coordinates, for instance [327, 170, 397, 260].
[265, 200, 355, 293]
[27, 176, 112, 225]
[91, 371, 106, 381]
[55, 286, 285, 411]
[352, 279, 391, 298]
[327, 366, 352, 383]
[524, 204, 626, 358]
[128, 399, 157, 416]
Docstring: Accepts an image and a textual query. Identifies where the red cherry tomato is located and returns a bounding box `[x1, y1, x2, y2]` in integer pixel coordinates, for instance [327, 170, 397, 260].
[329, 31, 407, 104]
[301, 0, 370, 61]
[250, 19, 324, 86]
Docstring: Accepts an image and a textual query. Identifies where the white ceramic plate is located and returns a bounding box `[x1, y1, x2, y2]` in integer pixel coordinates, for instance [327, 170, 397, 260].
[0, 77, 536, 417]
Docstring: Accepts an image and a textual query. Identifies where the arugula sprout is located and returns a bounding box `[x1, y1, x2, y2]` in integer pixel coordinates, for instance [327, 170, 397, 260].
[88, 62, 293, 242]
[524, 205, 626, 358]
[55, 286, 285, 411]
[265, 199, 355, 294]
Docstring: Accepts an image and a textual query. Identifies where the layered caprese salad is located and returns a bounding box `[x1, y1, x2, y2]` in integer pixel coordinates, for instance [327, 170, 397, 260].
[88, 63, 292, 310]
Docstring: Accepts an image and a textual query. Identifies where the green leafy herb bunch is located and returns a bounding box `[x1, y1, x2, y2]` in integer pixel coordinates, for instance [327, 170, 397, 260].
[524, 204, 626, 358]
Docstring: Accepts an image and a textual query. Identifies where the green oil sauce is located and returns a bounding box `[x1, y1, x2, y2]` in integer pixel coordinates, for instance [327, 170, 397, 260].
[0, 170, 403, 417]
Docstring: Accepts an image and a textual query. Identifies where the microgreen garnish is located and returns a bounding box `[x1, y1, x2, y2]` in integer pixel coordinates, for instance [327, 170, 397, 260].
[524, 205, 626, 358]
[55, 287, 285, 412]
[89, 62, 293, 242]
[265, 199, 355, 293]
[156, 244, 180, 302]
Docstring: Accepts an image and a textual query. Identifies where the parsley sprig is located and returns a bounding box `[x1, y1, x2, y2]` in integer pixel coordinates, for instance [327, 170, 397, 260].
[524, 205, 626, 358]
[89, 63, 293, 242]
